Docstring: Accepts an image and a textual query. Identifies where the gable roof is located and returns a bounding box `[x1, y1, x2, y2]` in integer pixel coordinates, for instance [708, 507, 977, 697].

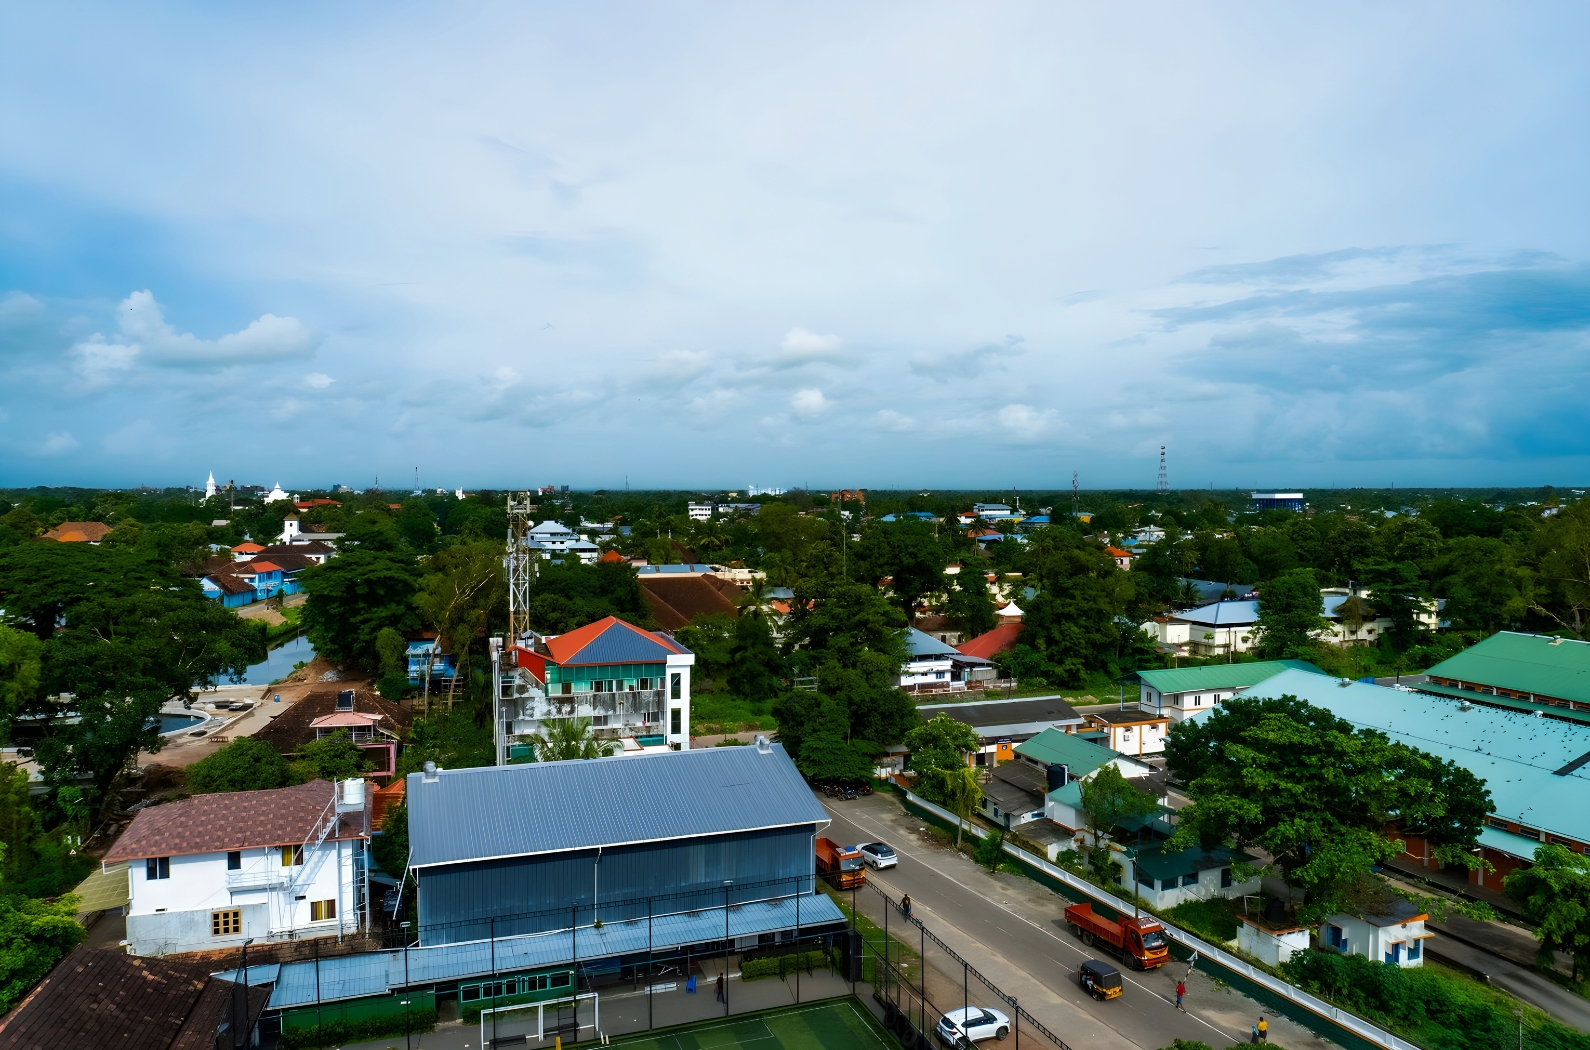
[42, 521, 114, 543]
[956, 622, 1024, 660]
[1130, 659, 1327, 695]
[918, 696, 1083, 733]
[544, 616, 688, 666]
[1173, 600, 1260, 626]
[905, 627, 965, 659]
[103, 780, 364, 862]
[640, 575, 740, 631]
[0, 946, 264, 1050]
[251, 687, 411, 756]
[1424, 631, 1590, 705]
[231, 542, 265, 553]
[202, 574, 256, 596]
[1014, 727, 1129, 777]
[406, 743, 827, 869]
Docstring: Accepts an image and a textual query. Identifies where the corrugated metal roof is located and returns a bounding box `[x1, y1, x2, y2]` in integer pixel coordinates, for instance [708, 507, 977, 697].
[1245, 669, 1590, 845]
[545, 617, 687, 666]
[408, 743, 828, 869]
[1425, 632, 1590, 705]
[264, 895, 845, 1009]
[1414, 681, 1590, 726]
[1014, 728, 1122, 776]
[1131, 660, 1325, 695]
[1477, 825, 1544, 861]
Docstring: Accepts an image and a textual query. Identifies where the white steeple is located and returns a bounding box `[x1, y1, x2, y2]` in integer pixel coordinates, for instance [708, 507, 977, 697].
[205, 472, 217, 499]
[264, 482, 290, 503]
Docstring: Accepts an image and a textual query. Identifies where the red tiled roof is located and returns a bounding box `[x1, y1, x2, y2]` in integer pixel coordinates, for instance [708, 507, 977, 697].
[599, 549, 626, 563]
[640, 575, 739, 631]
[956, 622, 1024, 660]
[309, 711, 383, 729]
[370, 778, 406, 831]
[1105, 546, 1133, 558]
[243, 560, 283, 573]
[103, 780, 365, 862]
[231, 542, 265, 553]
[42, 521, 113, 542]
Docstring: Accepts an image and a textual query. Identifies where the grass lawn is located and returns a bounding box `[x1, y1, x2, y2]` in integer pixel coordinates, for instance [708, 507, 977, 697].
[602, 999, 898, 1050]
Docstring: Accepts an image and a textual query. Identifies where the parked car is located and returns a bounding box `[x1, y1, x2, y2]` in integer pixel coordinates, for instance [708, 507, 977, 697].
[858, 842, 898, 870]
[935, 1006, 1010, 1045]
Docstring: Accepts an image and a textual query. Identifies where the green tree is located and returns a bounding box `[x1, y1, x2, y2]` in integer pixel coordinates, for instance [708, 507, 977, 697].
[370, 800, 408, 882]
[997, 536, 1125, 686]
[289, 731, 372, 783]
[374, 626, 410, 701]
[1078, 764, 1158, 882]
[413, 540, 507, 708]
[944, 572, 996, 639]
[727, 612, 784, 702]
[1255, 568, 1327, 658]
[853, 518, 947, 613]
[1504, 844, 1590, 980]
[0, 626, 43, 742]
[396, 501, 439, 551]
[783, 579, 917, 746]
[941, 764, 983, 849]
[1534, 505, 1590, 638]
[902, 713, 979, 807]
[0, 892, 86, 1015]
[535, 717, 618, 761]
[1359, 558, 1428, 649]
[300, 548, 423, 668]
[524, 561, 654, 634]
[186, 737, 292, 794]
[792, 697, 875, 784]
[1165, 694, 1490, 922]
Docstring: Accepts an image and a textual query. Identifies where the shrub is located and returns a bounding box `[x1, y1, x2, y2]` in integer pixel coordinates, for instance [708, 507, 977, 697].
[1166, 899, 1241, 943]
[740, 949, 828, 981]
[279, 1008, 436, 1050]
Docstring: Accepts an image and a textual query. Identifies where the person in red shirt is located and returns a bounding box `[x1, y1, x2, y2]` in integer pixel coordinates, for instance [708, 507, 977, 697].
[1175, 981, 1185, 1011]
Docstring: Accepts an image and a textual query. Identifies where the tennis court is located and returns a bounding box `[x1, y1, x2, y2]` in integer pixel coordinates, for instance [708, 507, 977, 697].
[604, 998, 899, 1050]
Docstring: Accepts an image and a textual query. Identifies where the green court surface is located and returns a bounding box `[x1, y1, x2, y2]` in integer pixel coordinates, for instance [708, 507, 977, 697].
[604, 999, 899, 1050]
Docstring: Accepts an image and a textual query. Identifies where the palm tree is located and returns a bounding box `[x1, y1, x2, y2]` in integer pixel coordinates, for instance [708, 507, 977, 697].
[942, 764, 984, 850]
[735, 576, 771, 619]
[535, 717, 619, 762]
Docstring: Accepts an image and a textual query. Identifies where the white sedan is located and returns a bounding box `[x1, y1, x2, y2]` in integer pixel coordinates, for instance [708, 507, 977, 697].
[935, 1006, 1011, 1045]
[858, 842, 898, 870]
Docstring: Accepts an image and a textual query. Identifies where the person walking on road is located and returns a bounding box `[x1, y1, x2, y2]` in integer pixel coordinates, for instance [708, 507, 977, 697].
[715, 973, 725, 1003]
[900, 894, 912, 920]
[1257, 1016, 1268, 1042]
[1174, 981, 1185, 1011]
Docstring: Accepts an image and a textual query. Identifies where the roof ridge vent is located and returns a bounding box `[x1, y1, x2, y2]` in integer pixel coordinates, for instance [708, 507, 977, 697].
[1549, 637, 1564, 645]
[422, 760, 440, 783]
[754, 735, 772, 754]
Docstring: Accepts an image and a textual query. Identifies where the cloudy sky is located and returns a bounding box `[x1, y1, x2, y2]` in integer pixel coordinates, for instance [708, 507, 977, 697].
[2, 3, 1587, 491]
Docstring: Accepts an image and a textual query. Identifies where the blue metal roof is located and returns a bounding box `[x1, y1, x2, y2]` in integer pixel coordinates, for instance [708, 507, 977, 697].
[1245, 669, 1590, 846]
[407, 743, 829, 869]
[556, 621, 687, 665]
[264, 895, 845, 1009]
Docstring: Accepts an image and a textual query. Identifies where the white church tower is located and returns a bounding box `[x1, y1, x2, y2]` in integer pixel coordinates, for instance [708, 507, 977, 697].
[204, 472, 217, 499]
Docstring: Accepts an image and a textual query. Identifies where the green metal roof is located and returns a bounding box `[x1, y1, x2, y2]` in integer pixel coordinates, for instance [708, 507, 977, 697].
[1424, 632, 1590, 704]
[1132, 842, 1252, 882]
[1128, 659, 1326, 695]
[1413, 681, 1590, 727]
[1014, 728, 1119, 777]
[1477, 825, 1545, 862]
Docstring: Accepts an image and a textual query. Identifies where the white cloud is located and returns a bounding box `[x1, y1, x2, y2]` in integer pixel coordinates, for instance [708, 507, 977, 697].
[69, 336, 140, 385]
[116, 290, 315, 367]
[304, 372, 335, 388]
[790, 387, 828, 419]
[775, 328, 844, 367]
[874, 409, 915, 432]
[0, 291, 44, 326]
[998, 403, 1057, 431]
[38, 431, 78, 455]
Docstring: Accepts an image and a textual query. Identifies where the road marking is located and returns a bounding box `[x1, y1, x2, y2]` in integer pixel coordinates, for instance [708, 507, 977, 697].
[825, 799, 1243, 1045]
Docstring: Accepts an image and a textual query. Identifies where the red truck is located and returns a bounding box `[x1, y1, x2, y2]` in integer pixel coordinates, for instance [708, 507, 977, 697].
[1064, 902, 1170, 970]
[815, 838, 867, 889]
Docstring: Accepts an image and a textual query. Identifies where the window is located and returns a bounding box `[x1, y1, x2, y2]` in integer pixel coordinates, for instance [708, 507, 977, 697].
[1220, 868, 1233, 889]
[146, 857, 170, 880]
[461, 986, 480, 1002]
[670, 708, 681, 734]
[1386, 942, 1403, 964]
[1181, 872, 1199, 887]
[1193, 695, 1201, 707]
[1408, 939, 1422, 960]
[212, 909, 242, 936]
[227, 851, 242, 871]
[670, 672, 682, 700]
[310, 899, 337, 921]
[551, 972, 571, 988]
[281, 845, 304, 867]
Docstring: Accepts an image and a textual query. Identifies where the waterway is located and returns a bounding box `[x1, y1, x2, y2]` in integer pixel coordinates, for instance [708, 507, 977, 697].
[240, 635, 317, 685]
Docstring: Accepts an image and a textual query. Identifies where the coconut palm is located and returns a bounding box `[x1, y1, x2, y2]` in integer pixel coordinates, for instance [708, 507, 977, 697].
[535, 717, 619, 762]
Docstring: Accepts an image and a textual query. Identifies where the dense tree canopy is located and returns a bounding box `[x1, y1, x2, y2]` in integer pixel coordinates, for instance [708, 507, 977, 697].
[300, 548, 423, 667]
[186, 737, 292, 794]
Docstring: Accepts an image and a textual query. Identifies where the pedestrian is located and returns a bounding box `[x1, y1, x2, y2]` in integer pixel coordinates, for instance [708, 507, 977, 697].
[900, 894, 912, 920]
[1251, 1023, 1259, 1044]
[1258, 1016, 1268, 1042]
[1175, 980, 1185, 1011]
[715, 973, 725, 1003]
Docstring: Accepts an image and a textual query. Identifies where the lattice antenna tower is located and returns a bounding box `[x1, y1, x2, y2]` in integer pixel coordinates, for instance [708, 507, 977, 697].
[1071, 471, 1080, 516]
[506, 492, 537, 644]
[1157, 445, 1168, 493]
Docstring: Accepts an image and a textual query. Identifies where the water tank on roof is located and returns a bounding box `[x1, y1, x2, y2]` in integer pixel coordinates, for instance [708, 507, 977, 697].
[338, 777, 366, 812]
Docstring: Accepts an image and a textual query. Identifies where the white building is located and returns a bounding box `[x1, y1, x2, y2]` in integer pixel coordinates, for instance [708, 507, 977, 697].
[1130, 660, 1329, 724]
[525, 520, 601, 565]
[687, 503, 713, 521]
[1321, 899, 1430, 967]
[105, 779, 371, 957]
[263, 482, 291, 504]
[205, 472, 217, 499]
[1082, 708, 1171, 756]
[1141, 591, 1410, 659]
[1125, 845, 1261, 911]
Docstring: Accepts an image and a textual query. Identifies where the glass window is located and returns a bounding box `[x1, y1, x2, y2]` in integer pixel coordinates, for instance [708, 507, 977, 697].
[1408, 939, 1422, 960]
[227, 851, 242, 871]
[281, 845, 304, 866]
[310, 899, 337, 921]
[670, 708, 681, 734]
[461, 986, 480, 1002]
[1220, 868, 1233, 888]
[670, 672, 682, 699]
[1181, 872, 1199, 887]
[146, 857, 170, 880]
[551, 971, 571, 988]
[212, 909, 241, 936]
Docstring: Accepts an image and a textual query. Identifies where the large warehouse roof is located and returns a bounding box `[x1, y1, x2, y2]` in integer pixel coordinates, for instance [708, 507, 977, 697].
[1424, 631, 1590, 705]
[1244, 668, 1590, 849]
[406, 741, 828, 869]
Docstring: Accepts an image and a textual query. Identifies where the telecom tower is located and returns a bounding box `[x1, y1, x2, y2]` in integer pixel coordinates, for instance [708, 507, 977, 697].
[1072, 471, 1080, 515]
[1157, 446, 1168, 493]
[505, 492, 536, 644]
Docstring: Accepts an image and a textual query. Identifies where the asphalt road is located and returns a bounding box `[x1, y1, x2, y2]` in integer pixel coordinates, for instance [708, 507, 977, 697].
[820, 792, 1339, 1050]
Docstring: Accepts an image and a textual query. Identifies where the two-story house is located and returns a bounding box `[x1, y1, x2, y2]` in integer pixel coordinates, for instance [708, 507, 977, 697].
[105, 779, 372, 957]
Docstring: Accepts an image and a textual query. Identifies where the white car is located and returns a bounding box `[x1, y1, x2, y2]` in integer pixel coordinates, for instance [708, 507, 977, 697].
[936, 1006, 1010, 1045]
[858, 842, 898, 870]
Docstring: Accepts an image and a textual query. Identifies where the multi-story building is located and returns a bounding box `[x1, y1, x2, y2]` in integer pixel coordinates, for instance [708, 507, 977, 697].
[497, 616, 695, 751]
[1128, 659, 1327, 723]
[105, 779, 372, 957]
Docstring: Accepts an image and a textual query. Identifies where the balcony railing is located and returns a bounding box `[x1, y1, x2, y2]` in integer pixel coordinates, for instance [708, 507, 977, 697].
[226, 868, 291, 891]
[527, 689, 666, 721]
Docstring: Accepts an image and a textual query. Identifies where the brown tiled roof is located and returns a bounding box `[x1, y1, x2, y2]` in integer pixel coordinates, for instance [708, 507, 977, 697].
[257, 541, 334, 557]
[205, 573, 256, 596]
[640, 574, 740, 630]
[169, 981, 270, 1050]
[0, 946, 212, 1050]
[41, 521, 113, 542]
[251, 688, 412, 756]
[103, 780, 364, 862]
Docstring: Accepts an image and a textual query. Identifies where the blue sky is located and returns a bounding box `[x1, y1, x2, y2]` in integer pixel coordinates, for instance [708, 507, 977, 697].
[2, 2, 1587, 490]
